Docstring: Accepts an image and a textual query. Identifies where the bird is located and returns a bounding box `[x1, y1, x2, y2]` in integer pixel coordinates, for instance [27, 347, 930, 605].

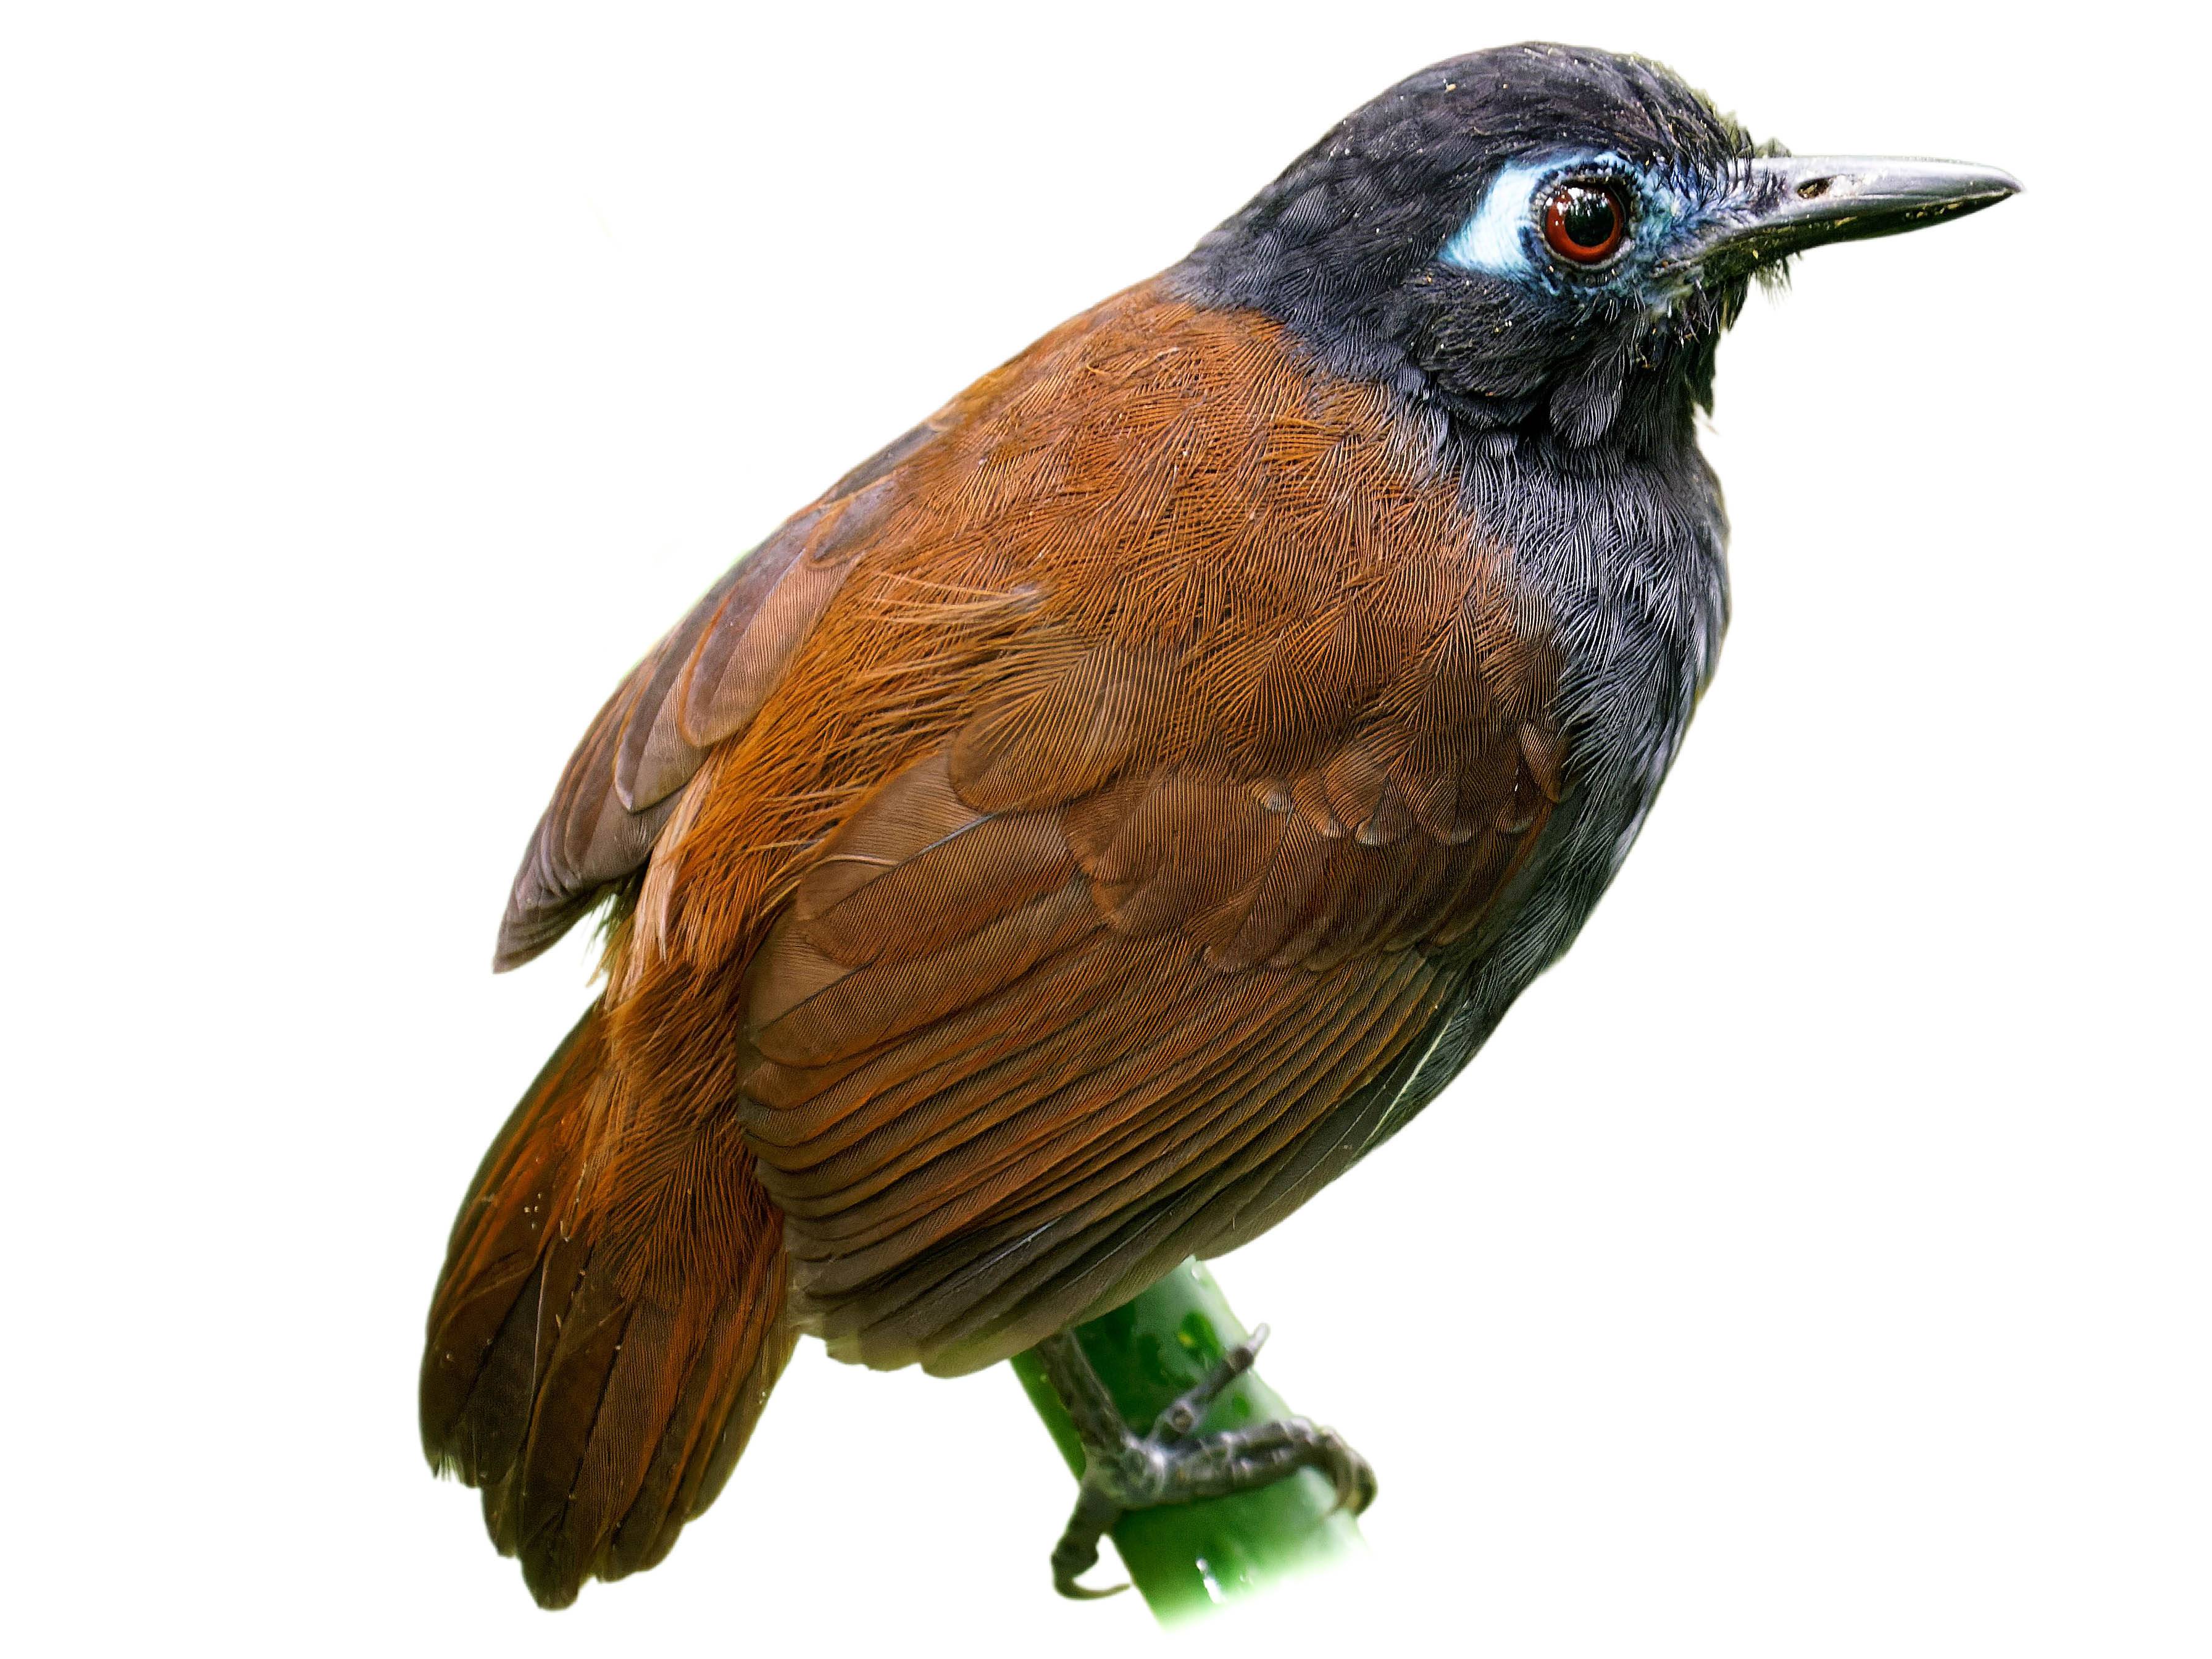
[420, 41, 2016, 1608]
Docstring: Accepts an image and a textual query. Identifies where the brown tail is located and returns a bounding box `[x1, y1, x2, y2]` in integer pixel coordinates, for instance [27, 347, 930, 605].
[421, 1004, 794, 1608]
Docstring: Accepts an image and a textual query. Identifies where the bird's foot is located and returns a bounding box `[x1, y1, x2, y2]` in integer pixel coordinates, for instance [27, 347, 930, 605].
[1033, 1323, 1377, 1600]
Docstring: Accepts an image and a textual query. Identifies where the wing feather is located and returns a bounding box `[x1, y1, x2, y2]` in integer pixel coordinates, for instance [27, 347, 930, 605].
[493, 422, 943, 971]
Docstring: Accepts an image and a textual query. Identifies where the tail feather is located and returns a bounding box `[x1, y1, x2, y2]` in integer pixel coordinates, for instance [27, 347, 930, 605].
[422, 1005, 795, 1607]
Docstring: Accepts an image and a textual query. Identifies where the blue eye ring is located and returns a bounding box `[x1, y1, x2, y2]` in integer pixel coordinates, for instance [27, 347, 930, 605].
[1440, 151, 1663, 281]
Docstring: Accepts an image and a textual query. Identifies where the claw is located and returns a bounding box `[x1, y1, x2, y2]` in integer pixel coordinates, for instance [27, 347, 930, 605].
[1327, 1447, 1377, 1515]
[1055, 1573, 1130, 1601]
[1323, 1429, 1379, 1515]
[1051, 1476, 1130, 1600]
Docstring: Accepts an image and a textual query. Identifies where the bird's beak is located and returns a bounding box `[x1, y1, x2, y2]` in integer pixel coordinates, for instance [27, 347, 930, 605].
[1676, 155, 2021, 278]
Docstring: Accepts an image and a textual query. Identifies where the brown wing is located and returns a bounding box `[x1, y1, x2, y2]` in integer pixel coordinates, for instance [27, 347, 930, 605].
[587, 284, 1564, 1376]
[493, 419, 945, 970]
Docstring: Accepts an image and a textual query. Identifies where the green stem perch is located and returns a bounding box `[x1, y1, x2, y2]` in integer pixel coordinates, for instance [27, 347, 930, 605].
[1009, 1258, 1365, 1621]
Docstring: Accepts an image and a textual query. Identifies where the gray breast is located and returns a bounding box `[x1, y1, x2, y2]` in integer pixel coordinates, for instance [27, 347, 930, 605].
[1361, 428, 1731, 1156]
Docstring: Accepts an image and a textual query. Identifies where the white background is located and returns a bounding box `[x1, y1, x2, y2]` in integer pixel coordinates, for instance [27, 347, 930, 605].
[4, 2, 2205, 1654]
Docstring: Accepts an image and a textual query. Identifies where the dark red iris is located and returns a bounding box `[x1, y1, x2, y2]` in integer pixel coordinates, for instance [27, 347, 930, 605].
[1542, 182, 1629, 264]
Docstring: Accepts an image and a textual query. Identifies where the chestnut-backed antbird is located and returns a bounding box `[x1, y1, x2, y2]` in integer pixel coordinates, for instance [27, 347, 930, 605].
[421, 42, 2016, 1606]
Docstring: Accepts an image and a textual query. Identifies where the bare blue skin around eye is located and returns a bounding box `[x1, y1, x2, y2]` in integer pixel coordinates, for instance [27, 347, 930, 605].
[1438, 157, 1565, 277]
[1439, 151, 1697, 280]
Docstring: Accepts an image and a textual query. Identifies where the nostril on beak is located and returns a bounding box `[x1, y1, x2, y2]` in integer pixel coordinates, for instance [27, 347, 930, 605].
[1795, 176, 1834, 200]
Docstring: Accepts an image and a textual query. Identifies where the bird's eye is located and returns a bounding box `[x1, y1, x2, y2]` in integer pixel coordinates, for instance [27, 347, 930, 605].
[1542, 181, 1629, 264]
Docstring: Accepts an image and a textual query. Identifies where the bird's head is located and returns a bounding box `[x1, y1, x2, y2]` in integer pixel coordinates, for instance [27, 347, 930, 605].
[1175, 43, 2018, 451]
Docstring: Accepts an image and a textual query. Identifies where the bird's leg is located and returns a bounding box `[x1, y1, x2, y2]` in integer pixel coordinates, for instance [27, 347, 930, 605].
[1034, 1323, 1377, 1600]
